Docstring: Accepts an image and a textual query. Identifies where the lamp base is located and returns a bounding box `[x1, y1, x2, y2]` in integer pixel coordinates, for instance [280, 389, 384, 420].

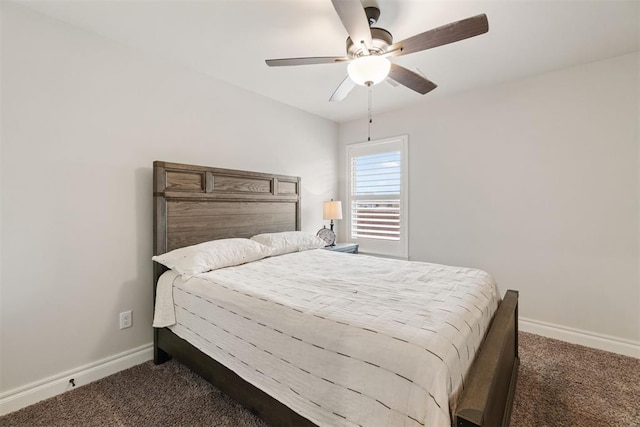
[329, 221, 336, 245]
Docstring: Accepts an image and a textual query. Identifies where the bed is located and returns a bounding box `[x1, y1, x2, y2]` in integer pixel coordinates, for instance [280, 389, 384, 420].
[152, 161, 519, 427]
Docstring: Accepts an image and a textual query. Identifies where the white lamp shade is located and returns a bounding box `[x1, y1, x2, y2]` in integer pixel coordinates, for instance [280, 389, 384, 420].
[347, 56, 391, 86]
[323, 200, 343, 220]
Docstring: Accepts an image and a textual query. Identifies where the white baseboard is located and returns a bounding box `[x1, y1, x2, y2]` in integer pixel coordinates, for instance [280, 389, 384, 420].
[520, 317, 640, 359]
[0, 343, 153, 416]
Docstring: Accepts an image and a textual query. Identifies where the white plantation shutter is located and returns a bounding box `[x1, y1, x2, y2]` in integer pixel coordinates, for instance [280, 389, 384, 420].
[346, 136, 408, 258]
[351, 200, 400, 240]
[351, 151, 401, 241]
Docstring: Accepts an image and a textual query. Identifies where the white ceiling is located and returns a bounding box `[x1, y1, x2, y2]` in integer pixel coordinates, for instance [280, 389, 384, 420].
[17, 0, 640, 123]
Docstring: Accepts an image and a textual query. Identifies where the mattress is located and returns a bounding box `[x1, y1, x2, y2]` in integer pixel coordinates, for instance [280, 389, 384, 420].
[153, 249, 500, 427]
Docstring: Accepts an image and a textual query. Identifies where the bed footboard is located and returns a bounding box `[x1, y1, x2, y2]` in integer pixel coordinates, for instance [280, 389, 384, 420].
[455, 289, 519, 427]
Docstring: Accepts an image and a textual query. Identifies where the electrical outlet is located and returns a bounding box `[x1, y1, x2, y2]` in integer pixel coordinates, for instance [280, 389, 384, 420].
[119, 310, 132, 329]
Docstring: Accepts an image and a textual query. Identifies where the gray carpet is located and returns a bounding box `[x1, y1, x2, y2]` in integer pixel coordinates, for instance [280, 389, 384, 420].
[511, 332, 639, 426]
[1, 332, 638, 426]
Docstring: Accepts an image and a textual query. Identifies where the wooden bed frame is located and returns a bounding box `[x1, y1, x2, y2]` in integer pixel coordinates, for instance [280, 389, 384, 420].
[152, 160, 519, 427]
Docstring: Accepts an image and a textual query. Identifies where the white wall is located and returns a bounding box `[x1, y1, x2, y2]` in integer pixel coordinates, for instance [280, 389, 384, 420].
[339, 53, 640, 347]
[0, 3, 338, 393]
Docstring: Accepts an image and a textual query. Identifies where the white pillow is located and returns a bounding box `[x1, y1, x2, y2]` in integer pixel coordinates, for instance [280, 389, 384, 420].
[152, 238, 273, 279]
[251, 231, 326, 256]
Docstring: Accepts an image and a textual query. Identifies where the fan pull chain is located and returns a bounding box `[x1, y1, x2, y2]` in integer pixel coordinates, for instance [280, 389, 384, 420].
[367, 82, 373, 141]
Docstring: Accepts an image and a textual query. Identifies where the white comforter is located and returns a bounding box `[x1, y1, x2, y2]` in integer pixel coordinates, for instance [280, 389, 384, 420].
[154, 249, 500, 427]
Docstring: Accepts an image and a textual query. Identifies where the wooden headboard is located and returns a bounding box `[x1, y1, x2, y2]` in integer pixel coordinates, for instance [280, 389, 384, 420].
[153, 161, 301, 284]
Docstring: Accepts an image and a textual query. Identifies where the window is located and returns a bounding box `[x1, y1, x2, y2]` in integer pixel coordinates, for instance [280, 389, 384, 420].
[346, 135, 408, 259]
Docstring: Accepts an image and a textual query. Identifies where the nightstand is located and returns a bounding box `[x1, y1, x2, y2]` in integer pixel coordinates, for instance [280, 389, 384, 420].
[324, 242, 359, 254]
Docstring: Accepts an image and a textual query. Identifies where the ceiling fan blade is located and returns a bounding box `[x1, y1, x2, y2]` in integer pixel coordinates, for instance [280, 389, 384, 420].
[331, 0, 373, 52]
[388, 14, 488, 57]
[388, 63, 437, 95]
[266, 56, 350, 67]
[329, 75, 356, 102]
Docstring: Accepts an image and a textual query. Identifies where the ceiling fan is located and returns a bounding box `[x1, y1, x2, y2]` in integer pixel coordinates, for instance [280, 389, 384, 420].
[265, 0, 488, 102]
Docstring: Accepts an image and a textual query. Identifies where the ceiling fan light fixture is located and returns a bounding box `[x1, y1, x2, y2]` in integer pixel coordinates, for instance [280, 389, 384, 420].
[347, 55, 391, 86]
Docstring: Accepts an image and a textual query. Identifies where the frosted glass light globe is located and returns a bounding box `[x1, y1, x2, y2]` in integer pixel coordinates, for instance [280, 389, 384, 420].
[347, 56, 391, 86]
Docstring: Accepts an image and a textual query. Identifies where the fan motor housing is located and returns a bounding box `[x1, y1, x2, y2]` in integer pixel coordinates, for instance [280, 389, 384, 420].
[346, 27, 393, 58]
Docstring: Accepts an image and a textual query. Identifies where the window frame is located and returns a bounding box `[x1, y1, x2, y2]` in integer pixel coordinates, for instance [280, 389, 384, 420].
[345, 135, 409, 259]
